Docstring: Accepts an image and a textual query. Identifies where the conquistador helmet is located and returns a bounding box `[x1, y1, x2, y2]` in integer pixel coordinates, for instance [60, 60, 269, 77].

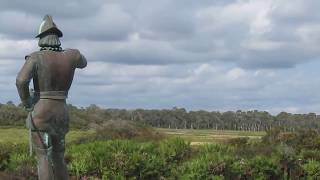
[36, 15, 63, 38]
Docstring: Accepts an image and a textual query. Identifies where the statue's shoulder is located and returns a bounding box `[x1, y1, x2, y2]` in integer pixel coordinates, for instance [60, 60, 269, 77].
[24, 51, 42, 61]
[63, 48, 82, 58]
[64, 48, 80, 54]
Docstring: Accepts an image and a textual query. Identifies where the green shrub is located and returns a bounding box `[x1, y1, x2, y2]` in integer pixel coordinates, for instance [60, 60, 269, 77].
[248, 156, 281, 179]
[159, 137, 191, 163]
[227, 137, 249, 147]
[229, 159, 251, 179]
[299, 149, 320, 161]
[73, 120, 164, 144]
[0, 143, 11, 171]
[0, 142, 36, 177]
[178, 144, 238, 179]
[67, 137, 190, 179]
[302, 160, 320, 178]
[102, 171, 125, 180]
[178, 143, 284, 180]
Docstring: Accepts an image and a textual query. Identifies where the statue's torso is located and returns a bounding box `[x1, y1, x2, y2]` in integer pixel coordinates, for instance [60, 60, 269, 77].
[20, 48, 87, 134]
[31, 49, 79, 93]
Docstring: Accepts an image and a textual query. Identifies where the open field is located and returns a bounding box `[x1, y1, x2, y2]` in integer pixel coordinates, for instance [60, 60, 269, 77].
[0, 126, 265, 145]
[157, 128, 265, 145]
[0, 126, 95, 144]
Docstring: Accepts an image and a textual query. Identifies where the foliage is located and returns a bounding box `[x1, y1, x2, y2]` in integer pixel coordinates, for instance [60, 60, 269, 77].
[2, 102, 320, 132]
[248, 156, 281, 179]
[71, 120, 165, 146]
[302, 160, 320, 178]
[179, 144, 282, 179]
[68, 138, 190, 179]
[0, 137, 190, 179]
[0, 142, 36, 177]
[179, 144, 237, 179]
[1, 126, 320, 179]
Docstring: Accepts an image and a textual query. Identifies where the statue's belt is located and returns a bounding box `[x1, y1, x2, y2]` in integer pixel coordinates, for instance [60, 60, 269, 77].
[34, 91, 68, 99]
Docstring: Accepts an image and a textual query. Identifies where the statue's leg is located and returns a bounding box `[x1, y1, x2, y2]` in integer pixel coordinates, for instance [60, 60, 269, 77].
[52, 134, 69, 180]
[32, 131, 54, 180]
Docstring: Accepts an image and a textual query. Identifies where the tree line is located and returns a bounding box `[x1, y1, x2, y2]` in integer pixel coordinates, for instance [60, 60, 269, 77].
[1, 101, 319, 131]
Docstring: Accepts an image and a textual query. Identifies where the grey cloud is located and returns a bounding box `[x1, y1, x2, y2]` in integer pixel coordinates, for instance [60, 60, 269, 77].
[70, 62, 270, 109]
[67, 0, 320, 69]
[238, 43, 319, 69]
[60, 4, 134, 41]
[0, 11, 39, 39]
[134, 1, 197, 41]
[0, 1, 131, 40]
[2, 0, 320, 114]
[270, 0, 320, 24]
[65, 39, 209, 65]
[0, 0, 104, 18]
[2, 0, 319, 69]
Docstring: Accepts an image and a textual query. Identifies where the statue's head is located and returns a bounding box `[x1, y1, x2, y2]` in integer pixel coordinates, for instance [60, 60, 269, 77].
[37, 15, 63, 50]
[36, 15, 62, 38]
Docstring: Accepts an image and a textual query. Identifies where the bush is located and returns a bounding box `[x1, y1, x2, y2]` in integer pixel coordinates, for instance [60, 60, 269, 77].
[3, 127, 320, 179]
[302, 160, 320, 178]
[248, 156, 281, 179]
[67, 137, 190, 179]
[73, 120, 164, 144]
[178, 143, 284, 180]
[178, 144, 239, 179]
[0, 142, 36, 177]
[227, 137, 249, 147]
[0, 143, 11, 171]
[299, 149, 320, 161]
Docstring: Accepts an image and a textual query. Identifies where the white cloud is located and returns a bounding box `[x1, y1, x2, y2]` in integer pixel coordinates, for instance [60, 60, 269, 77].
[226, 68, 246, 80]
[1, 0, 320, 113]
[0, 37, 37, 58]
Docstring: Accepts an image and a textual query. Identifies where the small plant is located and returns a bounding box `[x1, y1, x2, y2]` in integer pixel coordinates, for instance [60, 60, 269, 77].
[248, 155, 281, 179]
[302, 160, 320, 178]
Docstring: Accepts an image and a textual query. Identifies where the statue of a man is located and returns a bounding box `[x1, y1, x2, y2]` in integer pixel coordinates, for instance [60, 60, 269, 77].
[16, 15, 87, 180]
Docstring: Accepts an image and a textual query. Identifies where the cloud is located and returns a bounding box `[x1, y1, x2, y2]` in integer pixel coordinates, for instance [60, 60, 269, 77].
[0, 0, 104, 18]
[1, 0, 320, 113]
[0, 37, 37, 58]
[0, 11, 39, 39]
[60, 3, 134, 41]
[1, 0, 319, 68]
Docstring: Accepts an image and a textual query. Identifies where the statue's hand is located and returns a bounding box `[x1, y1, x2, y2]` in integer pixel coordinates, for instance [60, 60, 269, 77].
[24, 106, 34, 112]
[24, 97, 34, 112]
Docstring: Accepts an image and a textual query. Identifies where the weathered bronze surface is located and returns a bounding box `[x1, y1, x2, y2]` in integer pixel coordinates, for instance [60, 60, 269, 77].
[16, 15, 87, 180]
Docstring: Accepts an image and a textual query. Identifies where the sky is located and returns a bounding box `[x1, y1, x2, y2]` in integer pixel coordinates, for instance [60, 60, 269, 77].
[0, 0, 320, 114]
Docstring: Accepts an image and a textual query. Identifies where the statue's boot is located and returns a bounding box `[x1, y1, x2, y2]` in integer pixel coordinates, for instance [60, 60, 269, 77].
[35, 147, 54, 180]
[52, 151, 69, 180]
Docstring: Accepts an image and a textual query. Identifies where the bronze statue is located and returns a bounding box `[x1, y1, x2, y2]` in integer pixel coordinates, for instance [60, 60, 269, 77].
[16, 15, 87, 180]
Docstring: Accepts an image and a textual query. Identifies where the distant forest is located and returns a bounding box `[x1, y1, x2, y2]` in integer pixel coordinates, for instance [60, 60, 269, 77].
[1, 101, 320, 131]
